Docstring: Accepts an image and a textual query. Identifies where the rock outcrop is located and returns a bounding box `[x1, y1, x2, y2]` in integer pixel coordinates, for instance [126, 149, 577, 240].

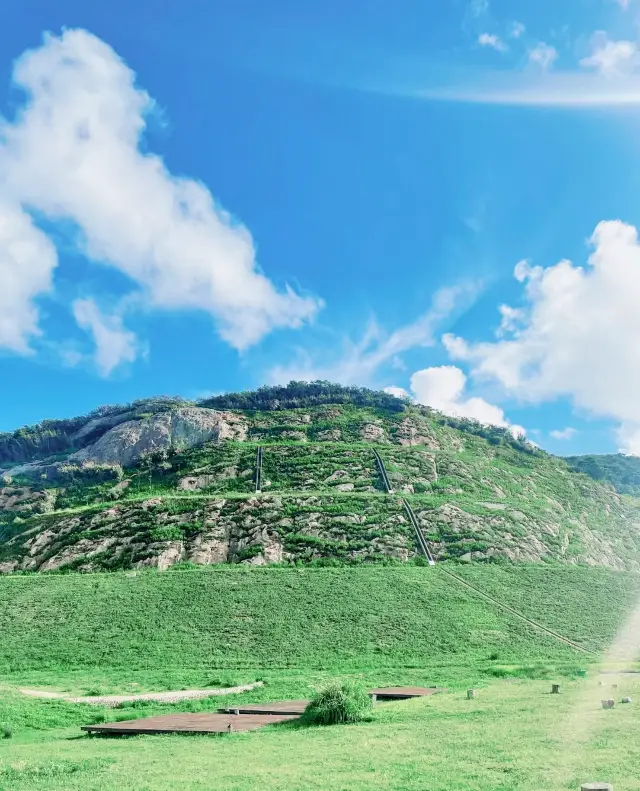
[71, 408, 248, 467]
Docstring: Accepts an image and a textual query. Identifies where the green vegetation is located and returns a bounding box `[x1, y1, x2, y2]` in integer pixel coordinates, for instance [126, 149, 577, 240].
[566, 452, 640, 495]
[6, 675, 640, 791]
[199, 380, 408, 413]
[301, 680, 373, 725]
[2, 565, 638, 674]
[1, 558, 639, 789]
[3, 383, 640, 572]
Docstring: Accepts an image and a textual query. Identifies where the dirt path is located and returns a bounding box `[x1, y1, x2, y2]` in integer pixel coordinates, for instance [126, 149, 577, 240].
[18, 681, 263, 707]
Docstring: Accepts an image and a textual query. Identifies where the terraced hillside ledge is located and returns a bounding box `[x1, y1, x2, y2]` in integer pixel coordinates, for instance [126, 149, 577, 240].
[2, 383, 640, 572]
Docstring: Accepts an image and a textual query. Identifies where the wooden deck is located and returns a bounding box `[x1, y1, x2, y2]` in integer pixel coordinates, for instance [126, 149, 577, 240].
[82, 686, 441, 735]
[82, 712, 298, 735]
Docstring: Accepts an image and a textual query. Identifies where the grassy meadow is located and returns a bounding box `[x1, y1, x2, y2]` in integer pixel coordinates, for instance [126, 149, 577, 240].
[2, 564, 640, 789]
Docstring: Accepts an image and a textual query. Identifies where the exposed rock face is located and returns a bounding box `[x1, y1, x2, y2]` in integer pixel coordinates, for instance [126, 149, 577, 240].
[2, 495, 415, 572]
[361, 424, 386, 442]
[71, 408, 248, 467]
[0, 486, 56, 514]
[316, 429, 342, 441]
[395, 417, 439, 448]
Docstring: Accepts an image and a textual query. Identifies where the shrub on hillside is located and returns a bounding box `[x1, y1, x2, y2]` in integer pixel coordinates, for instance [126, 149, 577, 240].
[301, 681, 373, 726]
[1, 725, 13, 739]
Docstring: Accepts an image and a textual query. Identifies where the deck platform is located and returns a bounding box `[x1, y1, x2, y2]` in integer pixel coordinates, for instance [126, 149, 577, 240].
[369, 686, 440, 699]
[81, 712, 298, 735]
[82, 686, 441, 735]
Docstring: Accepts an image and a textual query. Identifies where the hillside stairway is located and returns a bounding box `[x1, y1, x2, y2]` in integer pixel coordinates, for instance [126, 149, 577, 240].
[374, 448, 435, 565]
[402, 498, 436, 565]
[255, 447, 263, 494]
[373, 449, 394, 494]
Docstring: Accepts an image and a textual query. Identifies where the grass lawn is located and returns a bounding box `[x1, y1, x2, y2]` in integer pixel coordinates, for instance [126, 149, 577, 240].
[2, 565, 640, 789]
[2, 673, 640, 790]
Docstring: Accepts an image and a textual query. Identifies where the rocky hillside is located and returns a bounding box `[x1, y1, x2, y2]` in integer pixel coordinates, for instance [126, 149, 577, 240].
[2, 383, 640, 573]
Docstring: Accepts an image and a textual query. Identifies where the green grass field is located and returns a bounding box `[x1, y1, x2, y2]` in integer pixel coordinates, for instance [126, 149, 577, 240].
[3, 565, 638, 674]
[3, 675, 640, 791]
[2, 564, 640, 790]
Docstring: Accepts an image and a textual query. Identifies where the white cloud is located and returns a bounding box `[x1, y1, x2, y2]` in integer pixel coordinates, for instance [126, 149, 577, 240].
[442, 220, 640, 454]
[0, 203, 58, 354]
[497, 304, 525, 337]
[383, 386, 410, 399]
[550, 427, 577, 440]
[510, 22, 526, 39]
[268, 282, 480, 385]
[580, 33, 639, 75]
[0, 29, 321, 359]
[391, 365, 525, 436]
[478, 33, 507, 52]
[528, 43, 558, 71]
[615, 0, 631, 9]
[73, 298, 138, 376]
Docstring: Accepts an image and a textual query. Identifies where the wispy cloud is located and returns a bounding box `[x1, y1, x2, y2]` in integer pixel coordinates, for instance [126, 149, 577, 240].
[467, 0, 489, 19]
[510, 21, 526, 39]
[478, 33, 507, 53]
[550, 427, 577, 440]
[390, 67, 640, 107]
[528, 43, 558, 71]
[267, 281, 481, 386]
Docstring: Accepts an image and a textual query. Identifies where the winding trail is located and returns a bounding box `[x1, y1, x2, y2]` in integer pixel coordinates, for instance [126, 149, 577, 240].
[18, 680, 263, 707]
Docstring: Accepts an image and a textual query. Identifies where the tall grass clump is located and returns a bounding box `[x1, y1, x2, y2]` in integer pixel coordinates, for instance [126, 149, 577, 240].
[301, 681, 373, 726]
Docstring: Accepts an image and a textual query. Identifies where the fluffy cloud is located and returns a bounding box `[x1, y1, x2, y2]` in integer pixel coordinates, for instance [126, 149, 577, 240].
[443, 220, 640, 453]
[550, 427, 577, 440]
[0, 203, 58, 353]
[72, 299, 139, 376]
[510, 22, 526, 39]
[387, 365, 525, 436]
[0, 29, 320, 372]
[580, 33, 639, 75]
[478, 33, 507, 52]
[529, 43, 558, 71]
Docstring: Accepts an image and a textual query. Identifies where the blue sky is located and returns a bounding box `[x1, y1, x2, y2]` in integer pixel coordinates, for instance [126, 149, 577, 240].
[2, 0, 640, 456]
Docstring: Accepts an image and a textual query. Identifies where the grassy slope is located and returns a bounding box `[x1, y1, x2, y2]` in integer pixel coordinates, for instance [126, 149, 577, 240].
[2, 565, 639, 675]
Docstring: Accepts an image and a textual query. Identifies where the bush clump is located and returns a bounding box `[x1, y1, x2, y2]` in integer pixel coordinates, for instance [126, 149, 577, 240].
[1, 725, 13, 739]
[301, 681, 373, 726]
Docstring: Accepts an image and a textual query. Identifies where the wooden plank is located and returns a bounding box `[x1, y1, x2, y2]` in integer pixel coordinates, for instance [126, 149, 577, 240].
[219, 700, 309, 715]
[82, 712, 298, 735]
[369, 686, 440, 699]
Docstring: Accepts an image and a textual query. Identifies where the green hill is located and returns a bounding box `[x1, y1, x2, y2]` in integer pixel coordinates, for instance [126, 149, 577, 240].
[1, 564, 637, 674]
[2, 382, 640, 572]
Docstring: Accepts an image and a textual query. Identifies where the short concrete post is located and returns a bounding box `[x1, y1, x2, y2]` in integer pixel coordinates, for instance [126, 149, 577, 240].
[467, 689, 476, 699]
[232, 708, 240, 715]
[601, 699, 615, 709]
[581, 783, 612, 791]
[551, 684, 560, 694]
[370, 693, 377, 705]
